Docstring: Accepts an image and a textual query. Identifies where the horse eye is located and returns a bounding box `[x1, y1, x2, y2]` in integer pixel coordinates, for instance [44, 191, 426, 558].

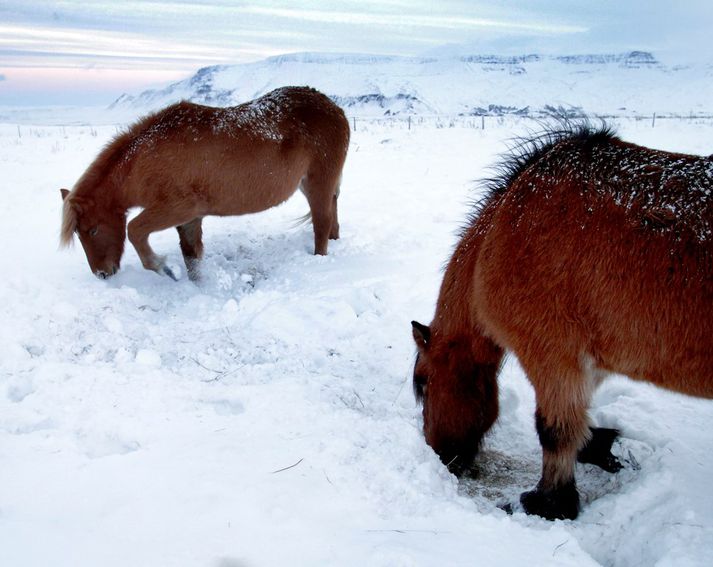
[89, 227, 98, 237]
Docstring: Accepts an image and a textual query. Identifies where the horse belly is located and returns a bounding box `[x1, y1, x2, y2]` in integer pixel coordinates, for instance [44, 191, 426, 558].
[198, 145, 308, 216]
[210, 173, 303, 216]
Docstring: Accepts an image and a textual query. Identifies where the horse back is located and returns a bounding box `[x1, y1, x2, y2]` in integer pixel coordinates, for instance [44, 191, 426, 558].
[119, 87, 349, 214]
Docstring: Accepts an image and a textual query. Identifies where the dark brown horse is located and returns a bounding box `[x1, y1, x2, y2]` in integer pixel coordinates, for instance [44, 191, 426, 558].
[412, 124, 713, 520]
[60, 86, 349, 280]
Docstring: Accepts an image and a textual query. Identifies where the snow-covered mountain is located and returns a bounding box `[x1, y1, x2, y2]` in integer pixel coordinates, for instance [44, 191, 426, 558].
[111, 51, 713, 118]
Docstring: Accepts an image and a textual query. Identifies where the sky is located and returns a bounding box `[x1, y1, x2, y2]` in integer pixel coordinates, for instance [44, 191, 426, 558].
[0, 1, 711, 106]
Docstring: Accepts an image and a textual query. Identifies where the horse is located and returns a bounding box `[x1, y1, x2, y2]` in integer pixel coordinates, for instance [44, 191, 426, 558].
[411, 123, 713, 520]
[60, 86, 350, 280]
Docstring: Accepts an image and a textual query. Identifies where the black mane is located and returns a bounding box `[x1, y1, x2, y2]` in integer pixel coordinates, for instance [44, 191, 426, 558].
[466, 119, 618, 232]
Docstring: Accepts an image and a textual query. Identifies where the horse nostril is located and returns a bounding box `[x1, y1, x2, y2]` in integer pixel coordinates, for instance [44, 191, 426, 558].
[96, 271, 108, 279]
[111, 266, 118, 275]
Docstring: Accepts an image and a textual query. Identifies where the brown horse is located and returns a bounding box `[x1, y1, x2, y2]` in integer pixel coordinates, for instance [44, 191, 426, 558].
[412, 123, 713, 520]
[60, 86, 349, 280]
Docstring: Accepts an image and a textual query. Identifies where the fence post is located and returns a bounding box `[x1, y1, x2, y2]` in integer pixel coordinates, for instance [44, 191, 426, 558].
[652, 112, 656, 128]
[352, 116, 356, 132]
[408, 115, 411, 130]
[481, 115, 485, 130]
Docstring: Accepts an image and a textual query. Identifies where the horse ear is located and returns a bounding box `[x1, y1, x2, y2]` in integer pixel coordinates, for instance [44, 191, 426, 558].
[411, 321, 431, 350]
[60, 188, 70, 201]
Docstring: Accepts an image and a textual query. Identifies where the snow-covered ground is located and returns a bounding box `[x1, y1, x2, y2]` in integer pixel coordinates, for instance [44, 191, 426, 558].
[0, 114, 711, 567]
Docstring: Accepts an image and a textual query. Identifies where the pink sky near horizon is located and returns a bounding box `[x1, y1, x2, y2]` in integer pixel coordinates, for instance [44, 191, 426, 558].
[0, 67, 191, 107]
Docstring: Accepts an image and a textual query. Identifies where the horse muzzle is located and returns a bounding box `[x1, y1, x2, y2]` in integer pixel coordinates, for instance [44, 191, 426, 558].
[94, 265, 119, 279]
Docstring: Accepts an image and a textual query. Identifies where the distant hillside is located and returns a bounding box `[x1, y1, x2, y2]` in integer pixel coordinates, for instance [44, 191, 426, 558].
[110, 51, 713, 118]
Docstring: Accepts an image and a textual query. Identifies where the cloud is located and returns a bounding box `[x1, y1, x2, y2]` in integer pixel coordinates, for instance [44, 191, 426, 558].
[0, 23, 294, 78]
[0, 24, 240, 64]
[242, 6, 586, 35]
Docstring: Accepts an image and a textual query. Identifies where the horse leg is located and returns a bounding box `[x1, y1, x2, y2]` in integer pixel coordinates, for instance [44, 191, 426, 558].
[301, 174, 336, 255]
[329, 188, 340, 240]
[520, 362, 592, 520]
[128, 208, 195, 279]
[577, 427, 622, 472]
[176, 217, 204, 282]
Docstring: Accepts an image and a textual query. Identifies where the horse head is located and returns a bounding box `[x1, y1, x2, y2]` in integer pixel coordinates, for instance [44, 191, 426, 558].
[60, 189, 126, 279]
[411, 320, 501, 473]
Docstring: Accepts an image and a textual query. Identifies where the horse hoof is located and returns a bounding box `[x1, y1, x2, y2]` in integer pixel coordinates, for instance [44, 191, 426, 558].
[578, 427, 623, 473]
[520, 482, 580, 521]
[597, 454, 623, 473]
[437, 450, 476, 477]
[498, 501, 521, 515]
[162, 265, 179, 281]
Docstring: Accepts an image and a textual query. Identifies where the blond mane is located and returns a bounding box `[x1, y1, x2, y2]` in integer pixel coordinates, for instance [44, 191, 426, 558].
[60, 194, 78, 248]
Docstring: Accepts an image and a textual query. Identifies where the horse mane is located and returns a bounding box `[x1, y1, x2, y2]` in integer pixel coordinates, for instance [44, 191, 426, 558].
[60, 196, 79, 247]
[60, 106, 179, 247]
[73, 109, 172, 197]
[466, 118, 618, 232]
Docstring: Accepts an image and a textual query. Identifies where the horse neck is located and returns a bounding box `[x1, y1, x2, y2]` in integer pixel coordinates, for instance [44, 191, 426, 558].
[74, 162, 129, 211]
[434, 225, 481, 341]
[433, 223, 502, 364]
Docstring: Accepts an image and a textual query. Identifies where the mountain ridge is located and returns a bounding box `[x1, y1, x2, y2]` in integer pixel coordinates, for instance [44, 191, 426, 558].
[110, 51, 711, 118]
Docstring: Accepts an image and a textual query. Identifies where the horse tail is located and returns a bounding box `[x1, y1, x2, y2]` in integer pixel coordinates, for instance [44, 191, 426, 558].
[291, 173, 341, 228]
[290, 211, 313, 228]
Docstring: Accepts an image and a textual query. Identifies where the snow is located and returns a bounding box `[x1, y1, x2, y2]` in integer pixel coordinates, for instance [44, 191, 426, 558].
[0, 113, 712, 566]
[529, 136, 713, 241]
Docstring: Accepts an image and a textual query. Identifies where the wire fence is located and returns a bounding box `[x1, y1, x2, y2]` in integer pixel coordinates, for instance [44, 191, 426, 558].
[5, 112, 713, 141]
[346, 112, 713, 132]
